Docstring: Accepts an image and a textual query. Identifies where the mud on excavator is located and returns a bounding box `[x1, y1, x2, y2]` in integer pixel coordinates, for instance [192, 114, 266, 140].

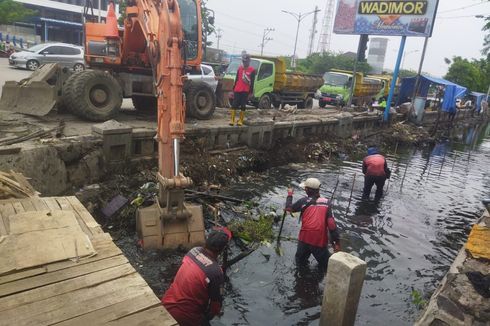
[0, 0, 216, 122]
[3, 0, 209, 249]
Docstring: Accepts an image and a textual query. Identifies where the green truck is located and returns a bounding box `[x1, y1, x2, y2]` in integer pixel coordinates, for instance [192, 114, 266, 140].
[224, 56, 324, 109]
[318, 70, 383, 107]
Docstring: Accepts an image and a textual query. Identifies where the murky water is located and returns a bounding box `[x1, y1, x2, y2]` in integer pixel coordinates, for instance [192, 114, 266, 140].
[115, 122, 490, 325]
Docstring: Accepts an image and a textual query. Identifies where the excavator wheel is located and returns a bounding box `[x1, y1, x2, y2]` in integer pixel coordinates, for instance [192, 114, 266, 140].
[185, 81, 216, 120]
[63, 70, 122, 122]
[132, 95, 157, 112]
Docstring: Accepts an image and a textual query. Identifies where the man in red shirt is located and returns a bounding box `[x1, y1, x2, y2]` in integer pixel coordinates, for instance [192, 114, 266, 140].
[230, 53, 256, 126]
[286, 177, 340, 270]
[162, 227, 232, 326]
[362, 146, 391, 201]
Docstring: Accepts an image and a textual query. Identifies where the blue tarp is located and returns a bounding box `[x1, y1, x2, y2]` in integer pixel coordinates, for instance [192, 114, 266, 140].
[470, 91, 489, 113]
[397, 75, 467, 113]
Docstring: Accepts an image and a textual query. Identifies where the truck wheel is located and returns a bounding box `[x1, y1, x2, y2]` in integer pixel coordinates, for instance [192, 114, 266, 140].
[304, 97, 314, 109]
[132, 95, 157, 112]
[258, 94, 272, 109]
[63, 70, 122, 122]
[185, 81, 215, 120]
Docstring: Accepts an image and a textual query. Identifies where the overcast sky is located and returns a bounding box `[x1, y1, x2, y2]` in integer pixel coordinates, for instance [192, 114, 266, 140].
[206, 0, 490, 77]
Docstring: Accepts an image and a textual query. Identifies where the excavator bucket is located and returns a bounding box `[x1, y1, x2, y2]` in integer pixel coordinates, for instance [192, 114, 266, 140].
[136, 202, 205, 250]
[0, 64, 70, 116]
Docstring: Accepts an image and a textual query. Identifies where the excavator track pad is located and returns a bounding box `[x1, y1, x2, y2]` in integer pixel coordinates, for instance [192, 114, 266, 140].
[0, 64, 70, 116]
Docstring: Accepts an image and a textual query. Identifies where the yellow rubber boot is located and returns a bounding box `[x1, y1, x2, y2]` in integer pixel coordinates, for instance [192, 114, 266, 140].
[237, 111, 245, 126]
[229, 109, 236, 126]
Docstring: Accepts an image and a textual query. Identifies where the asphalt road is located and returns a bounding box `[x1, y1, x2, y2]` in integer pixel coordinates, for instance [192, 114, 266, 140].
[0, 58, 32, 97]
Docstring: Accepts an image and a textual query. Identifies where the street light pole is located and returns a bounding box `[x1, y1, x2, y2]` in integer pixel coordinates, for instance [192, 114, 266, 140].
[282, 9, 319, 68]
[401, 49, 419, 71]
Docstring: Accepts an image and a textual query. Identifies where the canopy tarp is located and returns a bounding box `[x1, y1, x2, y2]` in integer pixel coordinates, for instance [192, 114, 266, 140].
[397, 75, 467, 113]
[470, 92, 489, 113]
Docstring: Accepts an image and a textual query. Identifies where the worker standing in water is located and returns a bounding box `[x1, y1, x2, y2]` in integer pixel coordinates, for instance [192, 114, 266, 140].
[362, 146, 391, 201]
[162, 227, 232, 326]
[230, 53, 255, 126]
[285, 177, 341, 270]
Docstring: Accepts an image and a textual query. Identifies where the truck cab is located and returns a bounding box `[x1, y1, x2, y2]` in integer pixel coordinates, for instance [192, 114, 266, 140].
[319, 71, 350, 107]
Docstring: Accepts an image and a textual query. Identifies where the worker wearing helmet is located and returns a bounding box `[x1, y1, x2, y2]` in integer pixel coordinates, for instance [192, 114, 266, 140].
[230, 53, 255, 126]
[362, 146, 391, 201]
[285, 178, 341, 269]
[162, 227, 232, 326]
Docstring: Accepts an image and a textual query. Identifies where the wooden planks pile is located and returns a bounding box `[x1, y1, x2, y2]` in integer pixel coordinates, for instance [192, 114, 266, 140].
[0, 196, 177, 326]
[0, 171, 40, 200]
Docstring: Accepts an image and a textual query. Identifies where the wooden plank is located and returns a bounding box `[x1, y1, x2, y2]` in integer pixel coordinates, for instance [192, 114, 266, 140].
[1, 273, 151, 326]
[0, 235, 118, 285]
[55, 197, 92, 237]
[29, 198, 48, 211]
[0, 263, 136, 312]
[11, 201, 25, 214]
[0, 202, 15, 235]
[54, 292, 160, 326]
[105, 306, 178, 326]
[66, 196, 103, 234]
[19, 199, 35, 212]
[42, 197, 61, 211]
[0, 267, 47, 286]
[0, 255, 128, 297]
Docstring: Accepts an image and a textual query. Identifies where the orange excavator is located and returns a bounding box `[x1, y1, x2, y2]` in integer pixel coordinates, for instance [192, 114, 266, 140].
[83, 0, 206, 249]
[0, 0, 215, 121]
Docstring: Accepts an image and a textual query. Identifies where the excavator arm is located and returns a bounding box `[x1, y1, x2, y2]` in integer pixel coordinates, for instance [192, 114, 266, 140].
[121, 0, 205, 249]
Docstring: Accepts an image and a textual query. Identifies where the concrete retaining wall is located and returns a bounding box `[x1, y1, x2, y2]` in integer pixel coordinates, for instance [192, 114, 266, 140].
[0, 110, 477, 196]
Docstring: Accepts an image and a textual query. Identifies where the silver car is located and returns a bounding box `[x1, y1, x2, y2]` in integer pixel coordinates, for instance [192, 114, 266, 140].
[9, 43, 85, 71]
[187, 64, 218, 92]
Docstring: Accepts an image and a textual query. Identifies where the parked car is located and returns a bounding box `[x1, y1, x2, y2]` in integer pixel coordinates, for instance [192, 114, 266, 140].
[187, 63, 218, 92]
[9, 43, 85, 71]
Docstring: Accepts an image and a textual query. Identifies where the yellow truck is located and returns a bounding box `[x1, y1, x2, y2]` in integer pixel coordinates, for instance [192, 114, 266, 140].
[319, 69, 383, 107]
[224, 56, 324, 109]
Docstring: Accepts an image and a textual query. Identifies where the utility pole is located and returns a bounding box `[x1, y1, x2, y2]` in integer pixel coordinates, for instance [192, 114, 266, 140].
[307, 6, 320, 56]
[216, 28, 223, 51]
[260, 28, 274, 56]
[282, 8, 319, 68]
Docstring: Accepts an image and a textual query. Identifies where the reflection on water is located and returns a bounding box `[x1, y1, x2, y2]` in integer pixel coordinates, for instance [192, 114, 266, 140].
[216, 123, 490, 326]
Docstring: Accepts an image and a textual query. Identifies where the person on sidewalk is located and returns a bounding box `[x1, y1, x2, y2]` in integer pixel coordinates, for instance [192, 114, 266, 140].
[362, 146, 391, 201]
[285, 177, 341, 270]
[230, 53, 255, 126]
[162, 227, 232, 326]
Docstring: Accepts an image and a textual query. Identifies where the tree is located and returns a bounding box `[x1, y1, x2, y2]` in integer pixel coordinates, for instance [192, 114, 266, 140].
[398, 69, 417, 79]
[0, 0, 36, 25]
[444, 56, 489, 93]
[201, 0, 215, 46]
[295, 52, 372, 75]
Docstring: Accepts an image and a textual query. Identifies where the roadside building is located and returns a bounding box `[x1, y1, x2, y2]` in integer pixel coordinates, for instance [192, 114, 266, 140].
[0, 0, 113, 46]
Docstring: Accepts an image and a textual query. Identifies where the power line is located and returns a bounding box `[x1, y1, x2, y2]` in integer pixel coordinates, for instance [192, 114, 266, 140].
[438, 2, 489, 14]
[437, 13, 490, 19]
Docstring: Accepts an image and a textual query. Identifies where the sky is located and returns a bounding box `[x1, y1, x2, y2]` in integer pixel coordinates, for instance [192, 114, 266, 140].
[205, 0, 490, 77]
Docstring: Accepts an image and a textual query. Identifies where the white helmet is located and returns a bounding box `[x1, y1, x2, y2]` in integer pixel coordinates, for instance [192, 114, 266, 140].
[299, 178, 321, 190]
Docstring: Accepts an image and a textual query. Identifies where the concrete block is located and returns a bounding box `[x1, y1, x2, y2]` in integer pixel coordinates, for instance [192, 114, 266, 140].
[92, 120, 133, 162]
[245, 121, 274, 149]
[336, 113, 354, 138]
[320, 252, 367, 326]
[132, 128, 156, 157]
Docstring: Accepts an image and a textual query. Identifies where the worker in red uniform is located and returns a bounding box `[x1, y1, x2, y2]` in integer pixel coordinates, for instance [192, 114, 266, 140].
[230, 53, 255, 126]
[162, 227, 232, 326]
[362, 146, 391, 201]
[285, 177, 341, 270]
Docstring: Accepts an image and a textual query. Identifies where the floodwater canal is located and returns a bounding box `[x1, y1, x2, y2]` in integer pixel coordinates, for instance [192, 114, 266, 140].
[116, 122, 490, 325]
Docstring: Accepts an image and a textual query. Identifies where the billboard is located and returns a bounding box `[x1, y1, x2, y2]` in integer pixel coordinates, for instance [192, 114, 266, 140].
[333, 0, 439, 37]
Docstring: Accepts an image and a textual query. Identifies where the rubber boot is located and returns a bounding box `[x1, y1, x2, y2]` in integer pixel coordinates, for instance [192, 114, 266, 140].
[237, 111, 245, 126]
[229, 109, 236, 126]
